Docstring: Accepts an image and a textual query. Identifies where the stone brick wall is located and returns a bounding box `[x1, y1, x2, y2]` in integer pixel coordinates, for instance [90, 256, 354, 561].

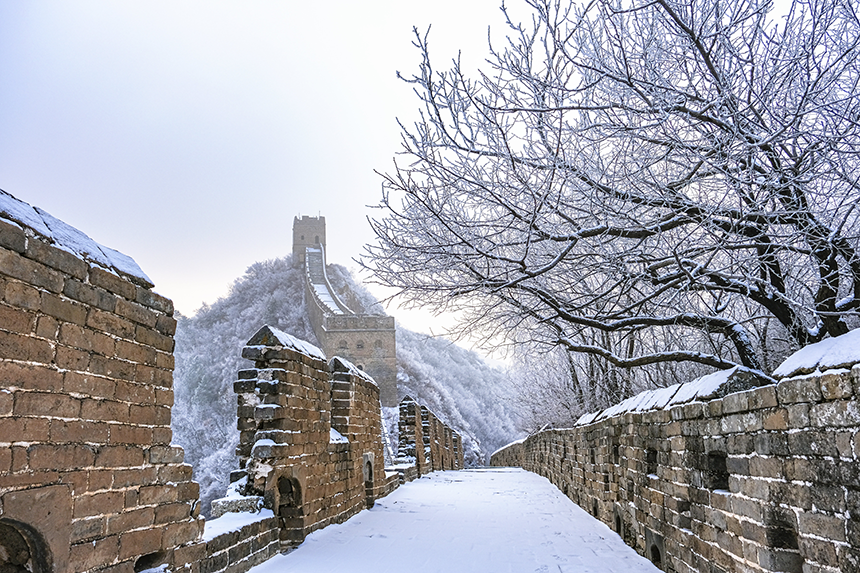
[172, 514, 281, 573]
[491, 366, 860, 573]
[231, 326, 394, 548]
[395, 398, 464, 474]
[0, 194, 201, 573]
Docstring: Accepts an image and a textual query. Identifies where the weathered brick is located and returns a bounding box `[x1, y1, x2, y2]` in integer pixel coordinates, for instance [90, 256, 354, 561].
[4, 279, 40, 310]
[14, 390, 80, 418]
[74, 489, 125, 519]
[116, 298, 157, 328]
[0, 247, 64, 292]
[55, 345, 90, 371]
[0, 219, 26, 252]
[25, 238, 88, 278]
[156, 350, 174, 370]
[136, 324, 175, 352]
[0, 389, 11, 416]
[29, 443, 95, 470]
[69, 534, 119, 572]
[89, 355, 136, 381]
[71, 515, 105, 542]
[89, 266, 136, 299]
[155, 314, 177, 336]
[148, 445, 185, 464]
[154, 501, 190, 524]
[87, 308, 136, 339]
[140, 484, 178, 505]
[130, 404, 157, 425]
[0, 416, 50, 442]
[50, 419, 109, 444]
[115, 379, 155, 404]
[777, 375, 823, 404]
[95, 445, 145, 468]
[136, 286, 173, 315]
[35, 315, 58, 339]
[4, 361, 63, 391]
[119, 525, 164, 559]
[0, 329, 53, 362]
[109, 424, 152, 445]
[115, 339, 157, 366]
[155, 388, 173, 408]
[0, 302, 36, 334]
[81, 398, 129, 423]
[107, 507, 155, 534]
[64, 371, 116, 399]
[152, 426, 172, 445]
[63, 277, 117, 311]
[162, 519, 201, 548]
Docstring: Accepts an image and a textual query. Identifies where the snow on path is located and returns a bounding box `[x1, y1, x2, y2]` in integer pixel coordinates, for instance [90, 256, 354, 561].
[249, 468, 659, 573]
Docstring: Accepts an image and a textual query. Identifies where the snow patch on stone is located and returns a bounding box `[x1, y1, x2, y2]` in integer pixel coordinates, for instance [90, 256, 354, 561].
[202, 509, 275, 542]
[773, 329, 860, 378]
[0, 189, 152, 286]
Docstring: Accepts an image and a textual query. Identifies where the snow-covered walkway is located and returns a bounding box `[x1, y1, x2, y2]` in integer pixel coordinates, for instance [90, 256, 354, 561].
[249, 467, 659, 573]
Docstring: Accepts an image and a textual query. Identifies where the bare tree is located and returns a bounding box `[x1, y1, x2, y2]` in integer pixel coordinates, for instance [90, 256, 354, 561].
[364, 0, 860, 379]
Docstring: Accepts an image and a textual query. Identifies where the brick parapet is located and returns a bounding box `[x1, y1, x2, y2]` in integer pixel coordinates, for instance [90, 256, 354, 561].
[491, 366, 860, 573]
[0, 215, 200, 573]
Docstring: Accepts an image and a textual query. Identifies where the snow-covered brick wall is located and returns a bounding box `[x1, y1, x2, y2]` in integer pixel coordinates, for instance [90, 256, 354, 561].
[492, 341, 860, 573]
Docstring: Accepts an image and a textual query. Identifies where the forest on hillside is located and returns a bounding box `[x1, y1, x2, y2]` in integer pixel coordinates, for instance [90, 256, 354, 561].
[170, 255, 521, 516]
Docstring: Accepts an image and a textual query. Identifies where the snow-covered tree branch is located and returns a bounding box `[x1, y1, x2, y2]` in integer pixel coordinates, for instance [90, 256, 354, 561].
[364, 0, 860, 380]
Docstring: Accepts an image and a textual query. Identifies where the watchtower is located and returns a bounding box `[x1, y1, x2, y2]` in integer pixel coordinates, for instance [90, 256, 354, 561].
[292, 215, 326, 267]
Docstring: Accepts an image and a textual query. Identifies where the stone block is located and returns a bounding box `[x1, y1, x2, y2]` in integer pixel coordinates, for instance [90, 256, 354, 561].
[116, 298, 158, 328]
[87, 308, 136, 339]
[119, 525, 163, 560]
[63, 278, 117, 311]
[135, 286, 173, 314]
[69, 534, 119, 572]
[148, 445, 185, 464]
[25, 238, 88, 279]
[777, 375, 822, 404]
[0, 247, 64, 293]
[0, 302, 36, 334]
[819, 370, 854, 400]
[0, 329, 54, 363]
[810, 400, 860, 428]
[135, 324, 175, 352]
[90, 266, 137, 300]
[0, 219, 26, 252]
[4, 280, 40, 310]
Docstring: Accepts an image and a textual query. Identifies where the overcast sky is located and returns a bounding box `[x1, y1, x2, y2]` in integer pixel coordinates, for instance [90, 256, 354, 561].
[0, 1, 521, 333]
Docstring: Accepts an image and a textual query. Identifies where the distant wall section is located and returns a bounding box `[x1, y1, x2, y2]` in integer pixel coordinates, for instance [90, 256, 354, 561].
[294, 215, 398, 406]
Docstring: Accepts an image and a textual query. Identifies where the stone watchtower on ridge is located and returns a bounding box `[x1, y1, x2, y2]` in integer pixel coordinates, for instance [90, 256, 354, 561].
[292, 215, 398, 406]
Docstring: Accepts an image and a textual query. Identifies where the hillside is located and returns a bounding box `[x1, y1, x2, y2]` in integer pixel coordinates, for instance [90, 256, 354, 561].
[171, 255, 521, 515]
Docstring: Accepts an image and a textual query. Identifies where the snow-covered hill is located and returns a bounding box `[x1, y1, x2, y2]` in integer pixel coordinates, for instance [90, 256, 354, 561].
[171, 255, 521, 516]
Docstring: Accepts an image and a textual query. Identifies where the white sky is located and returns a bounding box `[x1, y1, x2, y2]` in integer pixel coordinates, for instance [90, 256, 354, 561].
[0, 1, 519, 333]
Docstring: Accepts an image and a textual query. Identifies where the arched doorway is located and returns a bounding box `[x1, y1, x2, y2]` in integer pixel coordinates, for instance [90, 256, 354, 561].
[0, 519, 52, 573]
[277, 476, 306, 545]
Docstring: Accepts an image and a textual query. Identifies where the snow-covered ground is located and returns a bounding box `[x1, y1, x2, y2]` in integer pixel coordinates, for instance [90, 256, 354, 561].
[249, 468, 659, 573]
